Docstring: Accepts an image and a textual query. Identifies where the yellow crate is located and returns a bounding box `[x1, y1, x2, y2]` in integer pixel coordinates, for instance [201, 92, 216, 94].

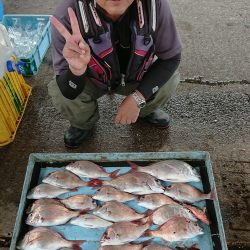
[0, 59, 32, 146]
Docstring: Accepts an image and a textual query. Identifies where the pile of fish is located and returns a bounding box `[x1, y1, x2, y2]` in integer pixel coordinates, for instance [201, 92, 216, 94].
[17, 159, 215, 250]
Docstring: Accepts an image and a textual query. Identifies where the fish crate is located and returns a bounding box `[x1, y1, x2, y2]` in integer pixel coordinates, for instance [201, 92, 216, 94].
[1, 14, 51, 76]
[11, 152, 228, 250]
[0, 56, 32, 146]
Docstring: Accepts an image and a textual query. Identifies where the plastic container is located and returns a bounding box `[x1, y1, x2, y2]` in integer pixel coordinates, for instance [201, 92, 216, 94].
[10, 152, 228, 250]
[0, 24, 32, 146]
[1, 14, 51, 76]
[0, 0, 3, 22]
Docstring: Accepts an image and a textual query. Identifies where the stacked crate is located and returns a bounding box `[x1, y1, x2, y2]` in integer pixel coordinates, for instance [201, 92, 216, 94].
[0, 24, 31, 146]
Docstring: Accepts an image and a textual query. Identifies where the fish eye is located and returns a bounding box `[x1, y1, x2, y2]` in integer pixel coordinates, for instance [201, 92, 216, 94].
[92, 200, 96, 204]
[167, 185, 172, 188]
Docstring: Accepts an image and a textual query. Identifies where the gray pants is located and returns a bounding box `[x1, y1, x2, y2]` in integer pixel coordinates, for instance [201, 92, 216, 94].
[48, 71, 180, 130]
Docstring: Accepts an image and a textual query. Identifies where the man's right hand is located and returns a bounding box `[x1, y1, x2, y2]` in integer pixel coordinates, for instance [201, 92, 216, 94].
[50, 7, 91, 76]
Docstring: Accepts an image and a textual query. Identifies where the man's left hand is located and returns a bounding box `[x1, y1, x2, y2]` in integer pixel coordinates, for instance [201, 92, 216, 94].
[115, 95, 141, 125]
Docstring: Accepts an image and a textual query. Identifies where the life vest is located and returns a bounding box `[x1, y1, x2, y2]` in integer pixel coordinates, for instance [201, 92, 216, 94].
[75, 0, 158, 90]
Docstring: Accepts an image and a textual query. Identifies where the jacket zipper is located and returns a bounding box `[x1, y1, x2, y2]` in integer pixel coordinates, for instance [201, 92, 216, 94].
[137, 51, 154, 81]
[124, 23, 136, 83]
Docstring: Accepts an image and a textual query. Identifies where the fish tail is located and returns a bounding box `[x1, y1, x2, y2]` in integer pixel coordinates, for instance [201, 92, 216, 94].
[202, 216, 210, 225]
[109, 169, 120, 179]
[87, 179, 103, 187]
[185, 204, 210, 225]
[71, 240, 85, 250]
[207, 188, 216, 200]
[126, 160, 139, 172]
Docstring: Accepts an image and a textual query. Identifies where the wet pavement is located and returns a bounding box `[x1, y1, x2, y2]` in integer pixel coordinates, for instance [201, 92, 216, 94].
[0, 0, 250, 249]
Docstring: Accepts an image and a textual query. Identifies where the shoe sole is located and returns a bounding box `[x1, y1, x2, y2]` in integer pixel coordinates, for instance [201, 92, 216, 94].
[64, 130, 93, 149]
[64, 143, 82, 149]
[155, 124, 170, 129]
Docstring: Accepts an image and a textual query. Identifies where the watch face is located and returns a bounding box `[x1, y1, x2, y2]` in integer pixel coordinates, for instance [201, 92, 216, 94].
[139, 101, 146, 108]
[132, 92, 146, 108]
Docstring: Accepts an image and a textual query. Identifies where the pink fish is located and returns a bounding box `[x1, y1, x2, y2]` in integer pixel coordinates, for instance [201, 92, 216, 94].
[66, 160, 119, 178]
[101, 220, 151, 246]
[164, 183, 215, 203]
[27, 184, 74, 199]
[60, 194, 96, 210]
[42, 171, 88, 189]
[26, 198, 64, 213]
[26, 204, 85, 226]
[144, 216, 203, 242]
[17, 227, 84, 250]
[93, 201, 145, 222]
[127, 160, 200, 182]
[93, 186, 137, 202]
[88, 172, 164, 195]
[137, 194, 177, 210]
[150, 204, 197, 225]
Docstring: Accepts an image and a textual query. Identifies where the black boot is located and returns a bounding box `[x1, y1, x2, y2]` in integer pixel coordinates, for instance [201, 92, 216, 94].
[142, 109, 170, 128]
[64, 126, 92, 148]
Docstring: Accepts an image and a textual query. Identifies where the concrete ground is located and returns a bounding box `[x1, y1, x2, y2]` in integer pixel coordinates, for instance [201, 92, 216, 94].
[0, 0, 250, 249]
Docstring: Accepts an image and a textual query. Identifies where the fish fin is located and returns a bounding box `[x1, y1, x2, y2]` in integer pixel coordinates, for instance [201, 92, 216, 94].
[207, 188, 216, 200]
[202, 217, 211, 225]
[126, 160, 139, 172]
[79, 209, 89, 215]
[109, 169, 120, 179]
[88, 179, 103, 187]
[72, 240, 85, 250]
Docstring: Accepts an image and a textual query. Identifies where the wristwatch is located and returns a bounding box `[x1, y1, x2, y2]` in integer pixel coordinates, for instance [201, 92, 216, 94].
[131, 91, 146, 108]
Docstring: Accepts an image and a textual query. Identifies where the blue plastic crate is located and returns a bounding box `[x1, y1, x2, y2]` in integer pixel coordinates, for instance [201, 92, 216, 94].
[0, 0, 3, 22]
[10, 152, 228, 250]
[1, 14, 51, 76]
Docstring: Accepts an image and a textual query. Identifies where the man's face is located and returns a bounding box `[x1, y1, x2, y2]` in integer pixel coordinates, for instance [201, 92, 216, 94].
[96, 0, 134, 21]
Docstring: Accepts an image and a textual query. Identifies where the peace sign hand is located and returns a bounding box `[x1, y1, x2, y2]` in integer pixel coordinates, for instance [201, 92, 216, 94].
[50, 7, 91, 76]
